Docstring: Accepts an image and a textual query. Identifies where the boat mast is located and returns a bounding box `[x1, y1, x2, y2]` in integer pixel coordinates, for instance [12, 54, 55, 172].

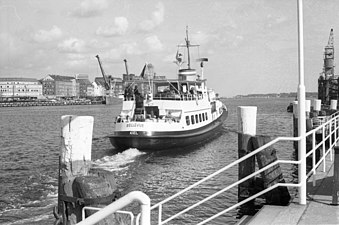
[185, 26, 191, 69]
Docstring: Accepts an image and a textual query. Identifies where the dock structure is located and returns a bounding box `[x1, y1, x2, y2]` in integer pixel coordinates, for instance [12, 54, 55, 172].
[318, 29, 339, 106]
[240, 148, 339, 225]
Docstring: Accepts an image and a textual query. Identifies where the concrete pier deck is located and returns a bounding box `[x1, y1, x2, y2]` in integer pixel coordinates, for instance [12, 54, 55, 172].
[243, 154, 339, 225]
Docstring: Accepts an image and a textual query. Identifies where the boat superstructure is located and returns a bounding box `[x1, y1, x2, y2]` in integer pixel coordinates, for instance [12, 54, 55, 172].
[110, 28, 228, 151]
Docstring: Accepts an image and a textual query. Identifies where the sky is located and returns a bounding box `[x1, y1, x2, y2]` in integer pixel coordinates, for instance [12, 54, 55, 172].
[1, 0, 339, 97]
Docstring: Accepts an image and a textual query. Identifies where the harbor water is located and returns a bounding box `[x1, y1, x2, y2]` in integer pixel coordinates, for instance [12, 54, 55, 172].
[0, 97, 296, 224]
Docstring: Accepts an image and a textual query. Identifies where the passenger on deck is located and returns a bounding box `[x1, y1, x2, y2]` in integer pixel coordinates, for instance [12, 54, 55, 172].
[190, 87, 195, 95]
[124, 85, 133, 100]
[134, 85, 140, 96]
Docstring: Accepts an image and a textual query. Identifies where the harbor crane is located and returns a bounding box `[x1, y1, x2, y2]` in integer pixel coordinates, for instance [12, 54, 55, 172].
[95, 55, 111, 91]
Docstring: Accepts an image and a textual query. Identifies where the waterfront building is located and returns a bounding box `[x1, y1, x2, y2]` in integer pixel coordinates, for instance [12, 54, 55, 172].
[77, 78, 94, 97]
[40, 75, 77, 98]
[0, 77, 43, 100]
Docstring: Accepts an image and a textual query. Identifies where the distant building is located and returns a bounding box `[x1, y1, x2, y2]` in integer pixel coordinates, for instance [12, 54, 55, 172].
[0, 77, 43, 100]
[77, 78, 93, 97]
[40, 75, 77, 98]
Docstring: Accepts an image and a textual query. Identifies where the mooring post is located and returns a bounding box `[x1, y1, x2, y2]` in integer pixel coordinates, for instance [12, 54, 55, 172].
[237, 106, 257, 214]
[312, 99, 321, 116]
[252, 135, 291, 205]
[305, 100, 311, 119]
[330, 100, 337, 110]
[59, 115, 94, 224]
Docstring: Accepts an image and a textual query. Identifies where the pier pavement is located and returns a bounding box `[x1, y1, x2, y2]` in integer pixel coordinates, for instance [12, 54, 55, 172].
[240, 153, 339, 225]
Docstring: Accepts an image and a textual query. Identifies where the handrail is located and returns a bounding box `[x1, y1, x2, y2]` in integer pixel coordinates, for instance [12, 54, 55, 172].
[82, 207, 134, 224]
[78, 191, 150, 225]
[142, 113, 339, 224]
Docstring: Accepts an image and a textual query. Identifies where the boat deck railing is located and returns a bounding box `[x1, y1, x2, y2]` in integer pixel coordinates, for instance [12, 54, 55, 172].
[78, 112, 339, 225]
[124, 93, 204, 102]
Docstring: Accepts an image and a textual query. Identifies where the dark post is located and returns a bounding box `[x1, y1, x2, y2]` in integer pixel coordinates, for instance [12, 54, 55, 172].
[332, 146, 339, 205]
[252, 136, 291, 205]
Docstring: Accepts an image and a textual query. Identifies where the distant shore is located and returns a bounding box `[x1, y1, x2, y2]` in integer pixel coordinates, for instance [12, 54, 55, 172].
[228, 92, 318, 99]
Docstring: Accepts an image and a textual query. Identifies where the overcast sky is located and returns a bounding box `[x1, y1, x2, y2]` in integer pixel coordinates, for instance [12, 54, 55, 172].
[1, 0, 339, 97]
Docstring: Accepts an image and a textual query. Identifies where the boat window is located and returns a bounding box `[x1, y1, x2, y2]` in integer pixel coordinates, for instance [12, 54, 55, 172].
[205, 112, 208, 120]
[181, 84, 188, 93]
[199, 114, 202, 122]
[191, 115, 195, 124]
[211, 102, 216, 112]
[202, 113, 205, 121]
[145, 106, 159, 119]
[166, 109, 181, 119]
[195, 114, 198, 123]
[186, 116, 190, 125]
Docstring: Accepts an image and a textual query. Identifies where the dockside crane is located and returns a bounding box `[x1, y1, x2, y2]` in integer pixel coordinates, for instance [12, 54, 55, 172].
[95, 55, 111, 91]
[324, 28, 335, 78]
[123, 59, 129, 76]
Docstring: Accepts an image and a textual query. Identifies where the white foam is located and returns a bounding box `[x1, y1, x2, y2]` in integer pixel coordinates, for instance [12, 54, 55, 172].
[92, 148, 145, 172]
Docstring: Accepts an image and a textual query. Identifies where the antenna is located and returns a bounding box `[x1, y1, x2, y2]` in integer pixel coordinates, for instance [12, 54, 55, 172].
[185, 26, 191, 69]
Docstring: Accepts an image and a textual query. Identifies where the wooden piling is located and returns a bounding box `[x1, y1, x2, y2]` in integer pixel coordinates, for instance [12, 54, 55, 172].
[252, 135, 291, 206]
[237, 106, 257, 215]
[57, 115, 122, 225]
[58, 115, 94, 224]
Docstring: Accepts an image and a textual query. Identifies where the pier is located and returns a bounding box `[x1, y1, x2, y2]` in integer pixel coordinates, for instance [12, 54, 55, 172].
[241, 150, 339, 225]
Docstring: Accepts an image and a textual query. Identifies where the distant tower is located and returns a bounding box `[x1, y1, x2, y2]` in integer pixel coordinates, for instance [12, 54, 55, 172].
[324, 28, 334, 78]
[318, 28, 339, 105]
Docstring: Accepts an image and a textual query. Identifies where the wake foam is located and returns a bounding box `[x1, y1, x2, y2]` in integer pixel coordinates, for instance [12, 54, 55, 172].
[92, 148, 145, 171]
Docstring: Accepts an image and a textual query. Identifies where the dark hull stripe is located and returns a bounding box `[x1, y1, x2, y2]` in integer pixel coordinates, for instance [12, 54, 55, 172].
[109, 109, 228, 151]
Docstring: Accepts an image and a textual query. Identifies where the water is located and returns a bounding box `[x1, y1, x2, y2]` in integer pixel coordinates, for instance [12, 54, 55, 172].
[0, 98, 295, 224]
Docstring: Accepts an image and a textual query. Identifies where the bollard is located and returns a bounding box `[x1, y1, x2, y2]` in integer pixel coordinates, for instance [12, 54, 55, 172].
[59, 115, 94, 224]
[312, 99, 321, 113]
[330, 100, 338, 111]
[57, 116, 123, 225]
[252, 135, 291, 205]
[305, 100, 311, 119]
[237, 106, 257, 215]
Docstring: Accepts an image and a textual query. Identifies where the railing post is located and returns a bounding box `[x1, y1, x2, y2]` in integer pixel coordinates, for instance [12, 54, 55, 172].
[297, 0, 307, 205]
[312, 132, 316, 186]
[323, 125, 326, 172]
[158, 204, 162, 224]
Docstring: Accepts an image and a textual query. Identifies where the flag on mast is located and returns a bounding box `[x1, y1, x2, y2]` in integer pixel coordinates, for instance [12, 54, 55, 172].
[175, 50, 183, 66]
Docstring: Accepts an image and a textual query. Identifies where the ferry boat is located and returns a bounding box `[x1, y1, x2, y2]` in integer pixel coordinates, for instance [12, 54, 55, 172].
[110, 28, 228, 151]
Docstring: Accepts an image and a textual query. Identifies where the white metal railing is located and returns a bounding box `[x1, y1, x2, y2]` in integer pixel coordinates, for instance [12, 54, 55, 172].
[133, 113, 338, 224]
[78, 113, 339, 225]
[82, 207, 134, 224]
[77, 191, 150, 225]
